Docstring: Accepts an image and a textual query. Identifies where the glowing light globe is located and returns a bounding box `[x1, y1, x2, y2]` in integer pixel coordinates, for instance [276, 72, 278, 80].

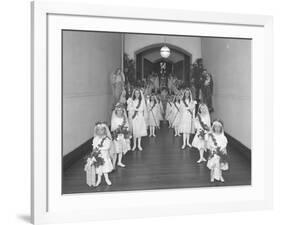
[160, 45, 170, 58]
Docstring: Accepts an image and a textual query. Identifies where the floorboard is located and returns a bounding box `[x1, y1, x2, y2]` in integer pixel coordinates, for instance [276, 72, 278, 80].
[62, 123, 251, 194]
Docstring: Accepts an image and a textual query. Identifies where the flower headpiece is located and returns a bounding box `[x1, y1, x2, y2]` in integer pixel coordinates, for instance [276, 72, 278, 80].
[95, 121, 107, 127]
[131, 88, 140, 97]
[94, 121, 112, 138]
[114, 102, 125, 110]
[199, 103, 209, 112]
[211, 120, 224, 134]
[182, 88, 193, 101]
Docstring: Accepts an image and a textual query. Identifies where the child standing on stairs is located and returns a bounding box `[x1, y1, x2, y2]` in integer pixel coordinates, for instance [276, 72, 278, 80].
[179, 88, 196, 150]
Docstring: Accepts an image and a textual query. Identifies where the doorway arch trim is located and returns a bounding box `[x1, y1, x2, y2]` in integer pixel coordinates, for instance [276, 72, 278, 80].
[134, 42, 192, 62]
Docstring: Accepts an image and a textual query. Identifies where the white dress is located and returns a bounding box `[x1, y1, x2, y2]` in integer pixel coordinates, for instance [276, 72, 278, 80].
[165, 101, 173, 123]
[206, 133, 229, 180]
[127, 98, 147, 138]
[171, 102, 181, 129]
[168, 102, 176, 124]
[178, 99, 195, 133]
[192, 114, 211, 150]
[111, 116, 131, 155]
[92, 136, 114, 175]
[127, 98, 134, 133]
[167, 77, 173, 92]
[153, 76, 160, 90]
[147, 101, 159, 127]
[157, 100, 164, 121]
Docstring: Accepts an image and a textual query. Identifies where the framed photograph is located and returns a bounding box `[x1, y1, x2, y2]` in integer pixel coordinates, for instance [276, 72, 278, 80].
[31, 1, 273, 224]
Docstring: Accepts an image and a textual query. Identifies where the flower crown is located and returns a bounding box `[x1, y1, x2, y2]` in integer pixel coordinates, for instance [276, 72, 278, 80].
[95, 121, 108, 128]
[131, 88, 142, 98]
[114, 102, 125, 110]
[212, 120, 224, 128]
[199, 103, 208, 111]
[183, 88, 192, 94]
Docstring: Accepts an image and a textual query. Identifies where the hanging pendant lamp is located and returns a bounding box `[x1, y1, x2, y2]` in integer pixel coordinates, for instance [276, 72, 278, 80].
[160, 36, 170, 58]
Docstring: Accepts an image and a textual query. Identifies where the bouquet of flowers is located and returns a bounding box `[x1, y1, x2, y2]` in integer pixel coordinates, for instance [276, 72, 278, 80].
[197, 114, 210, 139]
[207, 133, 228, 163]
[198, 129, 207, 139]
[216, 148, 228, 164]
[85, 149, 105, 168]
[111, 124, 131, 140]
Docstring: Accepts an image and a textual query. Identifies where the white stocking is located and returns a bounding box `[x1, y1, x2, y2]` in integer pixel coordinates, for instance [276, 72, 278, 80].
[197, 149, 205, 163]
[117, 153, 125, 167]
[174, 128, 178, 136]
[111, 153, 117, 169]
[96, 174, 102, 186]
[186, 134, 191, 147]
[182, 133, 187, 149]
[132, 137, 137, 150]
[210, 170, 214, 182]
[104, 173, 112, 185]
[138, 137, 143, 150]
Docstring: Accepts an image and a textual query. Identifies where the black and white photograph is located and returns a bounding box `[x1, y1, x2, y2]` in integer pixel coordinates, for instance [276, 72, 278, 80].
[62, 31, 251, 194]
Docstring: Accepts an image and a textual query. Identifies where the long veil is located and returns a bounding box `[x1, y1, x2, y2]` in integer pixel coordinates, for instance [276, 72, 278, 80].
[198, 104, 211, 127]
[140, 89, 148, 128]
[111, 105, 129, 131]
[93, 123, 112, 140]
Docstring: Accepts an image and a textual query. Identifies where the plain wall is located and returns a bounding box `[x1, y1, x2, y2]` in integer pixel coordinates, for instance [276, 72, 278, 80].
[124, 34, 202, 62]
[201, 38, 251, 149]
[63, 31, 122, 156]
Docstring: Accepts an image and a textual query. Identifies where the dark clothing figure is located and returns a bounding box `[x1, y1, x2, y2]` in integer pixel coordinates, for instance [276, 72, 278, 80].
[191, 62, 204, 101]
[201, 73, 214, 112]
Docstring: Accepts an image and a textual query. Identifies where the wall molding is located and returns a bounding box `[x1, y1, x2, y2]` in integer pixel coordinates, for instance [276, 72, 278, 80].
[225, 132, 251, 161]
[63, 137, 93, 171]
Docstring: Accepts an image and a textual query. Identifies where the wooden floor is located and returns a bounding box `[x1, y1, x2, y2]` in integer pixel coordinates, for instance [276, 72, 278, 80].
[62, 123, 251, 194]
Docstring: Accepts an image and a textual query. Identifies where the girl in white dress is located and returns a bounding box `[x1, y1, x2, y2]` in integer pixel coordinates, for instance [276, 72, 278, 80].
[156, 95, 164, 122]
[179, 88, 196, 149]
[171, 94, 182, 136]
[111, 103, 131, 168]
[147, 95, 160, 137]
[192, 104, 211, 163]
[206, 120, 228, 182]
[127, 89, 148, 151]
[165, 95, 174, 128]
[118, 89, 127, 105]
[91, 122, 114, 186]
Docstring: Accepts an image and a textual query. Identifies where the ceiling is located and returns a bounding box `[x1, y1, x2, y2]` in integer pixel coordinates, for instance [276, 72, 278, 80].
[142, 48, 184, 63]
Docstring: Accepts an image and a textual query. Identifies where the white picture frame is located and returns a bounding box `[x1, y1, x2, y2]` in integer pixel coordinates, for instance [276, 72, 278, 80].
[31, 1, 273, 224]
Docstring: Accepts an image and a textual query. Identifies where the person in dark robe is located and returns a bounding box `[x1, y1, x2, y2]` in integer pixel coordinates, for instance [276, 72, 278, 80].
[201, 72, 214, 112]
[191, 63, 202, 101]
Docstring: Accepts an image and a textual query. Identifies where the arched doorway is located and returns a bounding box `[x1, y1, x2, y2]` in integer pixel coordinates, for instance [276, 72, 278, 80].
[134, 43, 192, 86]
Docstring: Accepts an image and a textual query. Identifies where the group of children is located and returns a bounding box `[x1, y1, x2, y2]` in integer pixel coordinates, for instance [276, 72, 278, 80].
[84, 87, 229, 187]
[166, 88, 229, 182]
